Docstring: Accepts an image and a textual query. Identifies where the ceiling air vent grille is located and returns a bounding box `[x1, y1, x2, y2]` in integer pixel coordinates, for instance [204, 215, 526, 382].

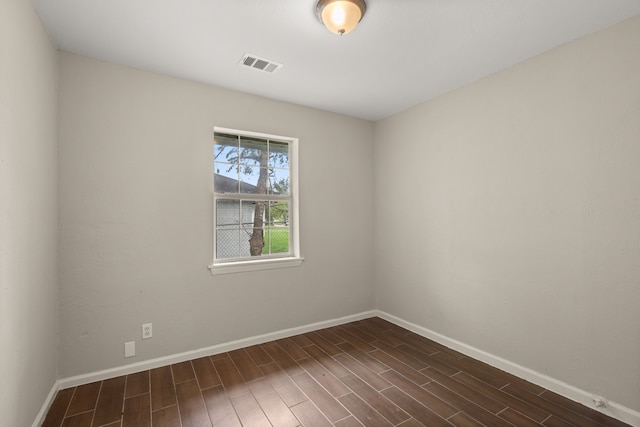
[240, 53, 283, 73]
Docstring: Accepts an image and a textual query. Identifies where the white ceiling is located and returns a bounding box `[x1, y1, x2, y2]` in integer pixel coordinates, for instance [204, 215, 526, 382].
[33, 0, 640, 121]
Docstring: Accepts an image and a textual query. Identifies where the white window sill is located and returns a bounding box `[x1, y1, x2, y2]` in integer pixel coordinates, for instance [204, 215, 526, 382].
[209, 257, 304, 275]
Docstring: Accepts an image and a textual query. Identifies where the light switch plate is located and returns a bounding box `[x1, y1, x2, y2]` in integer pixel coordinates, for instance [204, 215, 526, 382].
[125, 341, 135, 358]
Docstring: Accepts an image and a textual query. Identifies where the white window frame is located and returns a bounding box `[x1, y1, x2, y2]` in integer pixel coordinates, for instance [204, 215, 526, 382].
[209, 127, 303, 275]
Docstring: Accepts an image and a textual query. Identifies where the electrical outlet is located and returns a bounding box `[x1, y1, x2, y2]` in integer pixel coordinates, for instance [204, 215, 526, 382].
[125, 341, 135, 358]
[142, 323, 152, 339]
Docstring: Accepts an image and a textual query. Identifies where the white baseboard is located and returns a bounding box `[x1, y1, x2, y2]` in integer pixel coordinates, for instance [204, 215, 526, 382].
[57, 310, 376, 390]
[31, 380, 61, 427]
[376, 310, 640, 427]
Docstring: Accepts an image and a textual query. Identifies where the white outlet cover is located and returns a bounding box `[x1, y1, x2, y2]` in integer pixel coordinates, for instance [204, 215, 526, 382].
[142, 323, 152, 339]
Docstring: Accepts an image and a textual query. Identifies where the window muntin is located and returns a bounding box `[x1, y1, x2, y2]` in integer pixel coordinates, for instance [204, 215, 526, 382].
[211, 128, 300, 272]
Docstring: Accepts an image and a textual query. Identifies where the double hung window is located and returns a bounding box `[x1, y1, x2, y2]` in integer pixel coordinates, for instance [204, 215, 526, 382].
[209, 127, 302, 274]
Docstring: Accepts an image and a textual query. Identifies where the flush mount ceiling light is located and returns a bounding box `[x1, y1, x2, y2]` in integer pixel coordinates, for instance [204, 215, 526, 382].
[316, 0, 366, 36]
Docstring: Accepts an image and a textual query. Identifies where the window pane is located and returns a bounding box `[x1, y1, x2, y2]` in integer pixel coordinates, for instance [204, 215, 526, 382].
[269, 169, 289, 195]
[214, 167, 240, 193]
[264, 201, 289, 254]
[267, 201, 289, 227]
[240, 136, 268, 168]
[214, 133, 240, 193]
[214, 133, 238, 165]
[241, 200, 262, 227]
[216, 200, 249, 258]
[269, 140, 289, 169]
[264, 226, 290, 255]
[216, 228, 247, 259]
[216, 199, 240, 227]
[241, 200, 268, 256]
[240, 167, 269, 194]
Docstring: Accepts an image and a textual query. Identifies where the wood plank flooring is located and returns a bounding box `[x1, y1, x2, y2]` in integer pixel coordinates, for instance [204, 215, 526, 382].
[41, 317, 629, 427]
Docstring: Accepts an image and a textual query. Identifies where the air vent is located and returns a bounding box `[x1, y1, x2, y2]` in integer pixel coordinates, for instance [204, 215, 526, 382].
[240, 53, 283, 73]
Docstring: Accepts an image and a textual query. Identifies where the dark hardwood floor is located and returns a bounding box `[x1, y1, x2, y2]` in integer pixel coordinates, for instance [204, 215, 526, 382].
[41, 317, 630, 427]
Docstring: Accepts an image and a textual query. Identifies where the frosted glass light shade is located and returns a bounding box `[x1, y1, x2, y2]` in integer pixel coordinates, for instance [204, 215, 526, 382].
[316, 0, 366, 36]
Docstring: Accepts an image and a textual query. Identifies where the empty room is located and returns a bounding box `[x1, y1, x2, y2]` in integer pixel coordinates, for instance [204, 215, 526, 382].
[2, 0, 639, 426]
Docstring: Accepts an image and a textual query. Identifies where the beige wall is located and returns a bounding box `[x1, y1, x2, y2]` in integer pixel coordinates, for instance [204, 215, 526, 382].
[57, 52, 375, 377]
[0, 1, 59, 426]
[374, 15, 640, 411]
